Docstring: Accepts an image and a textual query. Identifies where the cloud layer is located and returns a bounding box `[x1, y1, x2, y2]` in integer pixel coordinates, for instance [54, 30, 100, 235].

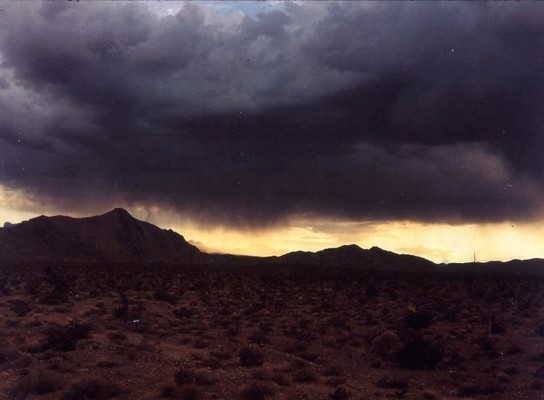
[0, 2, 543, 226]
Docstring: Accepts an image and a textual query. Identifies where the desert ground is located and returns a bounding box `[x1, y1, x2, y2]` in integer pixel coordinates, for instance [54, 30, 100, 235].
[0, 263, 543, 399]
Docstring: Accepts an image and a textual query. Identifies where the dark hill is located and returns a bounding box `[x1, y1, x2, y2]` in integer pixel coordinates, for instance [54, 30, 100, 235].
[277, 244, 436, 272]
[0, 208, 200, 263]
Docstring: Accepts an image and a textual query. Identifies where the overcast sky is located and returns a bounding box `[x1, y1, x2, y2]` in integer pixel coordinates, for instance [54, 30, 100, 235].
[0, 1, 543, 260]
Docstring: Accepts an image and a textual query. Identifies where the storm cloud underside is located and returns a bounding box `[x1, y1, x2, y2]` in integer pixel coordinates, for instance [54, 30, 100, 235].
[0, 2, 543, 226]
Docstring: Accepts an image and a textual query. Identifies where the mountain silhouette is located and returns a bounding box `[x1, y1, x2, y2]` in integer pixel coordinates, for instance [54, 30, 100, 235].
[1, 209, 542, 275]
[276, 244, 436, 272]
[0, 208, 200, 263]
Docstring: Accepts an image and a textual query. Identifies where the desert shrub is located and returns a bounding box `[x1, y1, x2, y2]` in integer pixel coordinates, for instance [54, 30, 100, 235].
[154, 289, 179, 305]
[9, 373, 62, 399]
[0, 345, 20, 364]
[96, 360, 122, 368]
[178, 385, 202, 400]
[226, 325, 240, 337]
[249, 331, 270, 345]
[174, 367, 214, 386]
[39, 321, 92, 352]
[258, 321, 273, 333]
[405, 309, 433, 330]
[397, 335, 443, 369]
[421, 390, 439, 400]
[371, 330, 402, 359]
[295, 349, 317, 363]
[239, 383, 275, 400]
[365, 284, 379, 297]
[200, 356, 222, 370]
[490, 320, 506, 334]
[5, 319, 20, 328]
[209, 350, 232, 360]
[193, 338, 212, 349]
[251, 369, 272, 381]
[0, 276, 12, 295]
[111, 290, 129, 320]
[173, 306, 194, 319]
[530, 352, 544, 363]
[290, 359, 308, 370]
[504, 366, 518, 375]
[442, 305, 460, 322]
[456, 381, 503, 397]
[532, 380, 544, 391]
[283, 323, 315, 342]
[61, 379, 125, 400]
[160, 385, 176, 398]
[272, 372, 290, 386]
[330, 386, 350, 400]
[174, 367, 195, 384]
[293, 368, 318, 383]
[39, 272, 70, 305]
[535, 320, 544, 336]
[323, 365, 344, 377]
[375, 374, 409, 389]
[473, 335, 495, 352]
[239, 347, 264, 367]
[505, 344, 523, 355]
[9, 299, 30, 317]
[330, 317, 351, 331]
[108, 331, 127, 342]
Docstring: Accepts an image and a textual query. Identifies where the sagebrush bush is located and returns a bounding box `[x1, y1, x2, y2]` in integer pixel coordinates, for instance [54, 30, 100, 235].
[397, 335, 443, 369]
[8, 299, 30, 317]
[174, 367, 214, 386]
[293, 368, 318, 383]
[39, 321, 92, 352]
[330, 386, 350, 400]
[239, 347, 264, 367]
[239, 383, 275, 400]
[405, 309, 433, 330]
[0, 345, 20, 364]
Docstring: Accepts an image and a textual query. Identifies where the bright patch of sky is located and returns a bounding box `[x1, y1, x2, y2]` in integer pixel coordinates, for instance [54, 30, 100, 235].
[145, 1, 285, 19]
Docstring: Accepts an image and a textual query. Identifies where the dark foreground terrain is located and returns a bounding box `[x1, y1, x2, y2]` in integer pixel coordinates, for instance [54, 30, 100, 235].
[1, 263, 543, 400]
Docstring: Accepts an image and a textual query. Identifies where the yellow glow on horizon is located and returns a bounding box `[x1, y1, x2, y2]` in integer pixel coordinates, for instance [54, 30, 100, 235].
[167, 218, 544, 264]
[1, 186, 543, 264]
[0, 185, 45, 224]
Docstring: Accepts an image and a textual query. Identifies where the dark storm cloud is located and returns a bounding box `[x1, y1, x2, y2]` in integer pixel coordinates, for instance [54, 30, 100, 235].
[0, 2, 543, 225]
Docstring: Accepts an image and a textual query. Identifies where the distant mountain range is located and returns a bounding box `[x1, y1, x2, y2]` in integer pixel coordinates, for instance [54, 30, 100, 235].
[1, 208, 543, 275]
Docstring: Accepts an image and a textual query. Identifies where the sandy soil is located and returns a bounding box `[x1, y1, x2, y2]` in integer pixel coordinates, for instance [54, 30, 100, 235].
[0, 263, 543, 399]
